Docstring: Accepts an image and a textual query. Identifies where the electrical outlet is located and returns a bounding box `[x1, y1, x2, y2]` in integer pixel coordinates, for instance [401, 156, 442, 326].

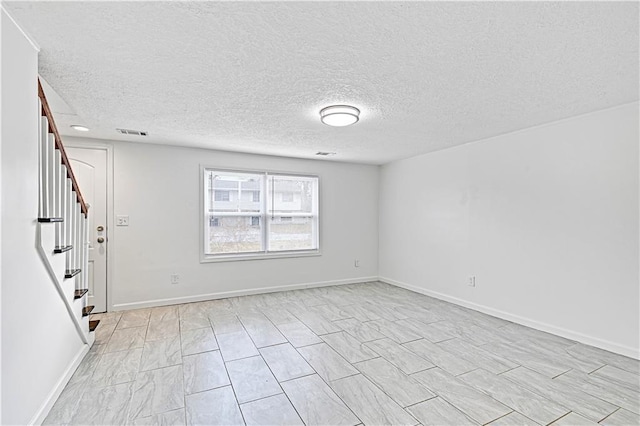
[468, 276, 476, 287]
[171, 274, 180, 285]
[354, 259, 360, 268]
[116, 215, 129, 226]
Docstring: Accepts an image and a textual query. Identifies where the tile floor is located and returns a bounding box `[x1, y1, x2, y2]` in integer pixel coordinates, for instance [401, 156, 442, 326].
[44, 282, 640, 425]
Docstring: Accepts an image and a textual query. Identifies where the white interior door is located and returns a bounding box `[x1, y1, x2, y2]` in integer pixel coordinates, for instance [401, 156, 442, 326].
[67, 147, 108, 313]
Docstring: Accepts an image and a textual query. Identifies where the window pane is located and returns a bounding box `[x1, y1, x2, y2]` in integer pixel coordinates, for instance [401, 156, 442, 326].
[267, 175, 318, 252]
[268, 216, 315, 251]
[206, 214, 263, 254]
[270, 175, 316, 214]
[207, 171, 262, 213]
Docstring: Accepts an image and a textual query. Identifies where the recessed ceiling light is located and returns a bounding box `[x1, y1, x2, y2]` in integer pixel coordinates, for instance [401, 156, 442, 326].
[70, 125, 90, 132]
[320, 105, 360, 127]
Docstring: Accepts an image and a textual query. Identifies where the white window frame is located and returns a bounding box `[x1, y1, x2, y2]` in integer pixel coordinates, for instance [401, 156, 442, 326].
[200, 166, 321, 262]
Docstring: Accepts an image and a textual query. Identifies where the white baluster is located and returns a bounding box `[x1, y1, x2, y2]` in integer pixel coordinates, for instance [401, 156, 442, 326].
[43, 133, 60, 217]
[66, 180, 72, 271]
[38, 108, 46, 218]
[59, 163, 67, 248]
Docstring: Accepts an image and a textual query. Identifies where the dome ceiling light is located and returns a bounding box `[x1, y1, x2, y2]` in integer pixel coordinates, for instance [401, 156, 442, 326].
[320, 105, 360, 127]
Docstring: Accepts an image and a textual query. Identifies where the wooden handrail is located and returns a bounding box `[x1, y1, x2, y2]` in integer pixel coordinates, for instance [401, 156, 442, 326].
[37, 79, 88, 217]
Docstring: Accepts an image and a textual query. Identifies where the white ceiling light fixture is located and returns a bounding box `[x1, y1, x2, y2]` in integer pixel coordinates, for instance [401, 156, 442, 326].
[320, 105, 360, 127]
[70, 125, 90, 132]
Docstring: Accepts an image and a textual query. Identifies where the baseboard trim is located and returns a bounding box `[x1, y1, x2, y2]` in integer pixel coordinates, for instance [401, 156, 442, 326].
[379, 276, 640, 360]
[29, 343, 90, 425]
[111, 276, 379, 311]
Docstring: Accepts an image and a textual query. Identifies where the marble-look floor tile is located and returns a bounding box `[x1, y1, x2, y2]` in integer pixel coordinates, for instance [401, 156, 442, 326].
[487, 412, 537, 426]
[366, 319, 422, 343]
[600, 408, 640, 426]
[90, 311, 122, 326]
[260, 306, 299, 325]
[347, 303, 382, 322]
[398, 319, 458, 343]
[281, 374, 360, 426]
[515, 338, 601, 374]
[185, 386, 243, 426]
[105, 326, 147, 353]
[503, 366, 617, 422]
[592, 365, 640, 392]
[260, 343, 315, 382]
[240, 394, 304, 426]
[181, 327, 218, 356]
[117, 309, 151, 329]
[354, 357, 435, 407]
[132, 409, 186, 426]
[209, 313, 243, 334]
[139, 336, 182, 371]
[480, 341, 570, 378]
[406, 397, 478, 426]
[331, 374, 418, 425]
[412, 368, 511, 425]
[129, 365, 184, 420]
[289, 310, 341, 335]
[334, 318, 385, 342]
[94, 321, 118, 345]
[365, 338, 434, 374]
[554, 369, 640, 414]
[183, 350, 229, 394]
[146, 319, 180, 342]
[180, 313, 211, 331]
[69, 382, 133, 425]
[68, 350, 102, 384]
[566, 343, 639, 375]
[297, 343, 359, 382]
[149, 306, 179, 323]
[459, 368, 569, 425]
[238, 311, 287, 348]
[404, 339, 476, 376]
[311, 303, 353, 321]
[549, 412, 599, 425]
[276, 320, 323, 347]
[226, 355, 282, 403]
[216, 330, 259, 361]
[91, 348, 142, 387]
[42, 379, 87, 425]
[437, 338, 518, 374]
[321, 331, 379, 363]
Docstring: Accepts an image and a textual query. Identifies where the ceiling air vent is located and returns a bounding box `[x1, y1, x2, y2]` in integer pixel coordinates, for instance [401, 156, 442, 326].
[315, 152, 336, 156]
[117, 128, 148, 136]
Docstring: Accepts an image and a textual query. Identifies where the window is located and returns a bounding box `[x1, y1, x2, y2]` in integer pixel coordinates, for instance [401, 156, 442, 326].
[281, 192, 294, 202]
[203, 168, 319, 260]
[214, 190, 230, 202]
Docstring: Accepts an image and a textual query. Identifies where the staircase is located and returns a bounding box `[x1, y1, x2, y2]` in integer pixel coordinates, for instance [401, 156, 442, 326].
[36, 79, 99, 344]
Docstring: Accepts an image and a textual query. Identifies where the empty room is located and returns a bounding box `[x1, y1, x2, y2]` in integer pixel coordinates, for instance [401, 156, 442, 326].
[1, 1, 638, 425]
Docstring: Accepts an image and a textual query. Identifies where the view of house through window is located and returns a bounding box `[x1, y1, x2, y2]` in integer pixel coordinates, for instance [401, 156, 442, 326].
[203, 169, 319, 257]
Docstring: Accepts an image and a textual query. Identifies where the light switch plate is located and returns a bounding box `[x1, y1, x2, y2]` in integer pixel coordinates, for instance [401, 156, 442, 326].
[116, 215, 129, 226]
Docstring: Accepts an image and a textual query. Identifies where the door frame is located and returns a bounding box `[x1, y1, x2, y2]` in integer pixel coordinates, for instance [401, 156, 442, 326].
[65, 138, 114, 312]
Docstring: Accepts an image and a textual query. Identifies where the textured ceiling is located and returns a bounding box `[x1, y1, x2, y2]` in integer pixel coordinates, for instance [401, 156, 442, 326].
[5, 1, 639, 164]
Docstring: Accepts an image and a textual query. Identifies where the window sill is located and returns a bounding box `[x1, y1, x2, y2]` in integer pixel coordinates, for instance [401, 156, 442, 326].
[200, 250, 321, 263]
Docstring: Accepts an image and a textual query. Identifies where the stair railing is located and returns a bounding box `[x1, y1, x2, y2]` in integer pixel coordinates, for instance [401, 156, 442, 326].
[37, 78, 97, 340]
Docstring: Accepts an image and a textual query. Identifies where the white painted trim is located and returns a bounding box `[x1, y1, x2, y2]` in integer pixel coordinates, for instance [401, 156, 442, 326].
[0, 6, 40, 51]
[112, 276, 378, 311]
[36, 223, 89, 344]
[29, 343, 90, 425]
[379, 276, 640, 360]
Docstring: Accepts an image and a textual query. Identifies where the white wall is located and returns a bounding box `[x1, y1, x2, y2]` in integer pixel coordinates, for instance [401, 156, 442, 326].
[379, 103, 639, 358]
[65, 138, 379, 310]
[1, 9, 87, 425]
